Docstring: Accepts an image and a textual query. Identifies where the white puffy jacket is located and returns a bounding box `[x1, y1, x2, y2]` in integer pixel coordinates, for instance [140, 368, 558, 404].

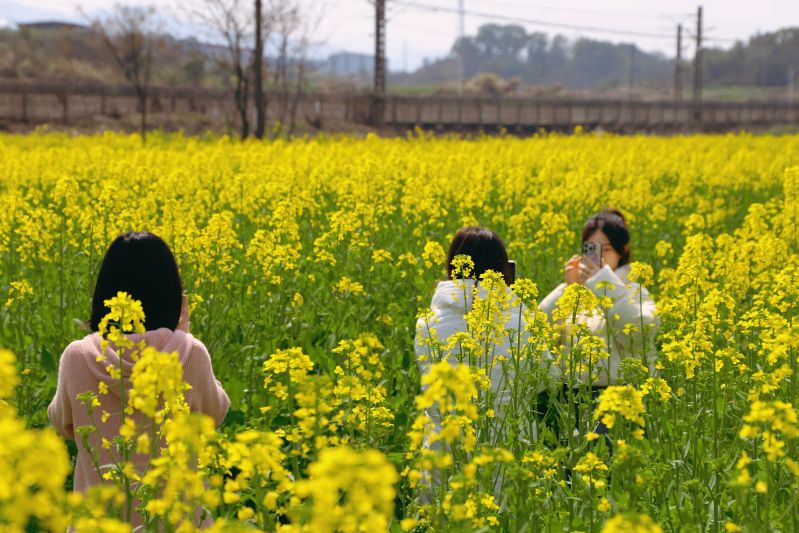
[538, 263, 658, 386]
[414, 279, 557, 411]
[413, 279, 554, 498]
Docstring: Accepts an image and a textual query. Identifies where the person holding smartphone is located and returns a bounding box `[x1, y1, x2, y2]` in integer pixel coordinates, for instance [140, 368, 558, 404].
[538, 208, 658, 407]
[48, 232, 230, 528]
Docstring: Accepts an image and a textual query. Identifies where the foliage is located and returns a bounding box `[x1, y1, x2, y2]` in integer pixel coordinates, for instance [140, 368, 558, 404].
[1, 131, 799, 531]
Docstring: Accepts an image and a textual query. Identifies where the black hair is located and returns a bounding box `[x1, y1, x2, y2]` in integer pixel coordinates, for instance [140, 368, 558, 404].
[445, 226, 512, 285]
[90, 232, 183, 332]
[581, 208, 631, 266]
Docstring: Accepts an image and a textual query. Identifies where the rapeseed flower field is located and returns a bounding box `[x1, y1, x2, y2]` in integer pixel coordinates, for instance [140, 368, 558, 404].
[1, 131, 799, 532]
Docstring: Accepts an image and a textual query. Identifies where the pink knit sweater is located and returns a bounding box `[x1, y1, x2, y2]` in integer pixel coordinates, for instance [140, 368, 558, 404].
[48, 327, 230, 497]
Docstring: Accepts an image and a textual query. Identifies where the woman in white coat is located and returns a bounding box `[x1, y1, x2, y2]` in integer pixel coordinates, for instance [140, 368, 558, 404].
[415, 226, 520, 400]
[539, 208, 658, 387]
[538, 209, 658, 445]
[414, 227, 553, 449]
[414, 227, 545, 501]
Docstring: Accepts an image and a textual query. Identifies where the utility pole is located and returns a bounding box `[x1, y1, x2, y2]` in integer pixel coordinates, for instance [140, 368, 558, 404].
[254, 0, 265, 139]
[371, 0, 386, 124]
[457, 0, 465, 95]
[628, 43, 636, 95]
[789, 66, 795, 105]
[374, 0, 386, 94]
[693, 5, 703, 121]
[674, 24, 683, 101]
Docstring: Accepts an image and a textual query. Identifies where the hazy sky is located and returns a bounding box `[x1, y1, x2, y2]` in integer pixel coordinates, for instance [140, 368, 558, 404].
[1, 0, 796, 71]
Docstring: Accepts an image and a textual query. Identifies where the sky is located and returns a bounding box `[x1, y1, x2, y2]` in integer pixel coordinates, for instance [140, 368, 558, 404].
[1, 0, 796, 71]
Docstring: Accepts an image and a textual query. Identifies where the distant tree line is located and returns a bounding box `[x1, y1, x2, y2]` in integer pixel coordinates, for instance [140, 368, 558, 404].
[407, 24, 799, 90]
[705, 28, 799, 86]
[2, 15, 796, 119]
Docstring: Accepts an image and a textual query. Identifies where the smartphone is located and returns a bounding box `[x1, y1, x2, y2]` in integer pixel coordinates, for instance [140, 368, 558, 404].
[507, 260, 516, 284]
[582, 242, 602, 267]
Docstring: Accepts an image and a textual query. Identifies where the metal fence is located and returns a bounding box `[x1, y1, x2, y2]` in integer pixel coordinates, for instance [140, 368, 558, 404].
[379, 95, 799, 133]
[1, 82, 796, 134]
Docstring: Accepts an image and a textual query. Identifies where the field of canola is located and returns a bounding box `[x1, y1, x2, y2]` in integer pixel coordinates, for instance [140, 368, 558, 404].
[1, 131, 799, 532]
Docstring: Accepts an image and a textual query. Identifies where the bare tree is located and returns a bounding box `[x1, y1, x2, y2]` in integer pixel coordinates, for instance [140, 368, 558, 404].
[285, 8, 316, 137]
[88, 4, 159, 143]
[268, 0, 324, 138]
[190, 0, 252, 139]
[188, 0, 321, 139]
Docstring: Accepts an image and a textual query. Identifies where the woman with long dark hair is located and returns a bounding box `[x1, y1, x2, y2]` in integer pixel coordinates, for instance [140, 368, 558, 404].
[540, 208, 658, 385]
[537, 209, 658, 449]
[415, 227, 517, 367]
[414, 227, 541, 426]
[48, 231, 229, 522]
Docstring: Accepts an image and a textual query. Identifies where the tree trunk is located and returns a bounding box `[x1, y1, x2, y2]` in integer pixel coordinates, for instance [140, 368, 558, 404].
[287, 61, 306, 138]
[138, 90, 147, 144]
[235, 64, 249, 139]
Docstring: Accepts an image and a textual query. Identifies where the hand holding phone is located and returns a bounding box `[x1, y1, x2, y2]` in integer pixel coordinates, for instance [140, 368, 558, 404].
[582, 241, 602, 268]
[507, 260, 516, 284]
[565, 255, 581, 284]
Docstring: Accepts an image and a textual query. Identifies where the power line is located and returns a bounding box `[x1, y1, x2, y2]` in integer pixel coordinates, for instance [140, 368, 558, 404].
[393, 0, 677, 41]
[388, 19, 454, 42]
[385, 0, 416, 22]
[457, 0, 464, 96]
[395, 0, 756, 50]
[390, 22, 453, 38]
[405, 0, 693, 23]
[402, 0, 780, 33]
[703, 34, 741, 44]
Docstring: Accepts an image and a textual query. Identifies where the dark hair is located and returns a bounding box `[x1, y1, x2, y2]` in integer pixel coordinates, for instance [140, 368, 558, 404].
[90, 232, 183, 332]
[581, 208, 631, 266]
[445, 227, 512, 285]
